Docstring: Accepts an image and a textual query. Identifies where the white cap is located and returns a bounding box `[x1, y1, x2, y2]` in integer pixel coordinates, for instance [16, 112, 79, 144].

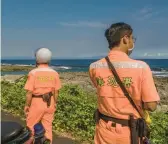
[35, 48, 52, 64]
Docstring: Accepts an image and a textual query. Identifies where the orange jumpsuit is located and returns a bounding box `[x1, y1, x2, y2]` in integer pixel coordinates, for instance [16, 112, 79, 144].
[89, 51, 160, 144]
[24, 64, 61, 143]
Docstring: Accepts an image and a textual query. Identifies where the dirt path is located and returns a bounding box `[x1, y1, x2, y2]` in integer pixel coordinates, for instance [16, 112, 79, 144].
[1, 111, 79, 144]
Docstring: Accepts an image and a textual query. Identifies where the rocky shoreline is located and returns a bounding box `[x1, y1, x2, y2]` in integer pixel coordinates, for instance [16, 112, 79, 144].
[1, 72, 168, 104]
[1, 65, 34, 72]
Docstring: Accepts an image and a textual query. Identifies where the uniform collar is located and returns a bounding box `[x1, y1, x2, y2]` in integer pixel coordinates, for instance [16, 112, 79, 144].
[108, 50, 129, 59]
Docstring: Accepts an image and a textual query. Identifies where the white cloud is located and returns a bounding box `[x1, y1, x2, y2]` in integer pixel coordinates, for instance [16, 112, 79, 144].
[139, 7, 153, 15]
[141, 52, 168, 58]
[133, 6, 159, 21]
[157, 53, 168, 56]
[142, 11, 159, 19]
[143, 53, 148, 56]
[59, 21, 108, 28]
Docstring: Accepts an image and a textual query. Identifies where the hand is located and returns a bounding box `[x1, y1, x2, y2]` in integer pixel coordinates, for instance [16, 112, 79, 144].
[24, 106, 30, 116]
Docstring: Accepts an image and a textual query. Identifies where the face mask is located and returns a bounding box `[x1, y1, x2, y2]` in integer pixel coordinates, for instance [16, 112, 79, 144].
[128, 42, 134, 56]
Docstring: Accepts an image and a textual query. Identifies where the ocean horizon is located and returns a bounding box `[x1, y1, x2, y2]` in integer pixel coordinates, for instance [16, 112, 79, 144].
[1, 58, 168, 77]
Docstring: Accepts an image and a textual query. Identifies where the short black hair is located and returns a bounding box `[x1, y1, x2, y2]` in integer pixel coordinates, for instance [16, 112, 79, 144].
[105, 22, 133, 49]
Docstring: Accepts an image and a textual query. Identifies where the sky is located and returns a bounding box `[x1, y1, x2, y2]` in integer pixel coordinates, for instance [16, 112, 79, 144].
[2, 0, 168, 59]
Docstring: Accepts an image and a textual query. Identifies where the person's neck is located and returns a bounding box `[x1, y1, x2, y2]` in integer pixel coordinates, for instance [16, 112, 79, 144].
[37, 63, 49, 67]
[110, 46, 127, 54]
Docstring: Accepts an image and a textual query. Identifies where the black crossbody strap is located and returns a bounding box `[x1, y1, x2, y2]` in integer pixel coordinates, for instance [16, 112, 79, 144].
[105, 56, 143, 118]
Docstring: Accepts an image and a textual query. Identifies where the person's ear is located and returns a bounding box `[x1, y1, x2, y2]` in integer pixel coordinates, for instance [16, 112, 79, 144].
[123, 37, 127, 44]
[122, 36, 128, 44]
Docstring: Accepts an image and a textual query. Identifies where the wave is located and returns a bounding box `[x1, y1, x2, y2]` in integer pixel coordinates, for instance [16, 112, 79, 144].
[2, 63, 80, 70]
[1, 63, 12, 66]
[15, 64, 35, 67]
[51, 66, 72, 70]
[1, 63, 34, 66]
[152, 71, 168, 77]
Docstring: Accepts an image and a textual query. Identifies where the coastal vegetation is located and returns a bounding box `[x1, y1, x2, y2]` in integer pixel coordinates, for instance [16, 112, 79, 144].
[1, 65, 34, 72]
[1, 76, 168, 144]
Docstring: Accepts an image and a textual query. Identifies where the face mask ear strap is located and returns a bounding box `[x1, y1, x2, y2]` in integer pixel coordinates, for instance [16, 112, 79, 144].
[127, 44, 134, 56]
[132, 42, 134, 49]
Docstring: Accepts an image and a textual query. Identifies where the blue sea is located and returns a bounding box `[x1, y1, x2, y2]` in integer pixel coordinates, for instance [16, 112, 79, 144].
[1, 59, 168, 77]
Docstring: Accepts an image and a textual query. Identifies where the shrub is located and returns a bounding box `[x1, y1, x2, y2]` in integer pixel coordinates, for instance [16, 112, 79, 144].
[1, 77, 168, 144]
[150, 112, 168, 144]
[53, 84, 97, 142]
[1, 77, 97, 143]
[1, 77, 27, 116]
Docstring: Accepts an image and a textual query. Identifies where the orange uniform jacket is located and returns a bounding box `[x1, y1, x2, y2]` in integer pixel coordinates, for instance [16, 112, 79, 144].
[24, 64, 61, 142]
[89, 51, 160, 144]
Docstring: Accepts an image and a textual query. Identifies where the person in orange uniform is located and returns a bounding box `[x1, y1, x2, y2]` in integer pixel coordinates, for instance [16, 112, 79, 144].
[24, 48, 61, 143]
[89, 22, 160, 144]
